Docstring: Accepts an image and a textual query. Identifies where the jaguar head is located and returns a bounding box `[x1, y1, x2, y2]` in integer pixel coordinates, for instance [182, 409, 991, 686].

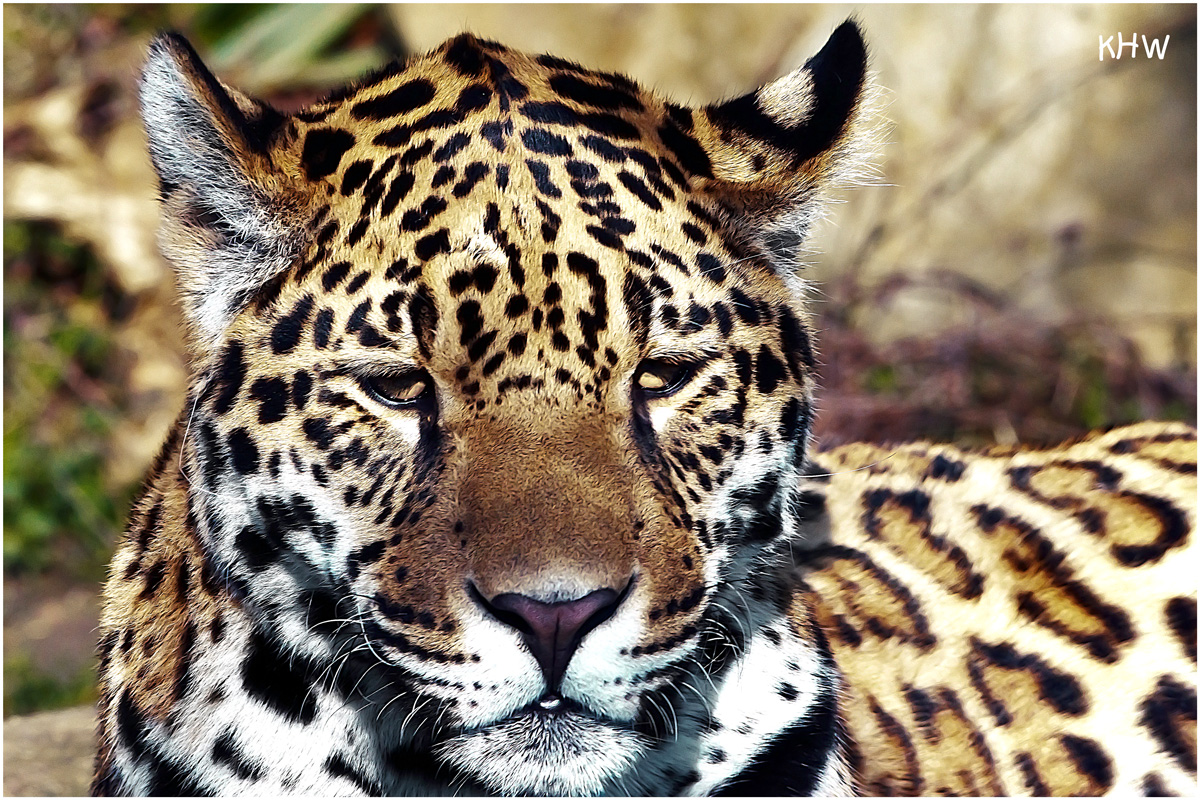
[140, 22, 869, 794]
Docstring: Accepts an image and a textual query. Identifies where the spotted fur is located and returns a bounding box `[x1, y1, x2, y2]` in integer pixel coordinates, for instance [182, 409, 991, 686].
[94, 22, 1196, 796]
[799, 421, 1197, 796]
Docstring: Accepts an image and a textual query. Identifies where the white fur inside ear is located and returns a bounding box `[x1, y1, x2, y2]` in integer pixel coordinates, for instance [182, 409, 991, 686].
[141, 38, 300, 350]
[756, 68, 816, 129]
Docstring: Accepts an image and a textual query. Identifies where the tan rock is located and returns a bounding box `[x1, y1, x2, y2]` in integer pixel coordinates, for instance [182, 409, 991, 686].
[3, 705, 95, 797]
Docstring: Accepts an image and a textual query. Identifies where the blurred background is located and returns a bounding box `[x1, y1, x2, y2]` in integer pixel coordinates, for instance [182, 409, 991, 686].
[3, 3, 1195, 726]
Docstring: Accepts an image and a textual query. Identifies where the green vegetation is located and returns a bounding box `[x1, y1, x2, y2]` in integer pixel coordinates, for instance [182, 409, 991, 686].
[3, 654, 98, 718]
[4, 222, 130, 580]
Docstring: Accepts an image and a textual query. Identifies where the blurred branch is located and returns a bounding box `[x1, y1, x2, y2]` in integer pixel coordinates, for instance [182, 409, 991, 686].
[206, 5, 392, 94]
[844, 15, 1196, 282]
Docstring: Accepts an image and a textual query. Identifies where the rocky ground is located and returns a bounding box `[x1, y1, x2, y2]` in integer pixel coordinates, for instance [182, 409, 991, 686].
[4, 704, 95, 796]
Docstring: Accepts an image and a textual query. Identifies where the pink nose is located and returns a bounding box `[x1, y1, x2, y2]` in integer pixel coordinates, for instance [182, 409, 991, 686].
[474, 586, 625, 689]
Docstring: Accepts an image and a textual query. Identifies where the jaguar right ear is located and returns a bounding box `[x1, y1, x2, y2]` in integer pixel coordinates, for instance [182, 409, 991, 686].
[680, 21, 874, 260]
[140, 33, 308, 351]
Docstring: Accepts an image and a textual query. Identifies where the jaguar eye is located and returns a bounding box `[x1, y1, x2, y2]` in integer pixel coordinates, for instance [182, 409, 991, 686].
[634, 359, 695, 398]
[359, 371, 433, 409]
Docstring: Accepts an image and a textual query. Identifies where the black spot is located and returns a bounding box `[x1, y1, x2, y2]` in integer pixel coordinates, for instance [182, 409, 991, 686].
[213, 341, 246, 414]
[249, 377, 289, 424]
[586, 224, 623, 250]
[482, 352, 506, 376]
[340, 160, 371, 195]
[1140, 675, 1197, 773]
[522, 128, 573, 156]
[681, 222, 707, 244]
[616, 171, 662, 210]
[227, 428, 259, 474]
[138, 559, 166, 599]
[212, 729, 265, 781]
[324, 752, 384, 795]
[443, 35, 486, 77]
[779, 397, 812, 444]
[1059, 734, 1113, 791]
[303, 417, 335, 450]
[409, 285, 440, 359]
[350, 79, 437, 120]
[453, 162, 490, 197]
[380, 172, 416, 217]
[313, 308, 334, 349]
[755, 344, 787, 395]
[448, 270, 473, 296]
[1165, 597, 1196, 662]
[431, 165, 455, 189]
[345, 300, 371, 333]
[346, 218, 370, 247]
[549, 73, 643, 111]
[1141, 772, 1171, 796]
[577, 111, 639, 140]
[778, 307, 815, 376]
[696, 253, 725, 283]
[481, 120, 510, 151]
[520, 100, 578, 126]
[927, 453, 967, 481]
[505, 295, 529, 318]
[471, 264, 498, 293]
[116, 690, 148, 758]
[301, 128, 355, 180]
[658, 121, 712, 178]
[241, 628, 318, 724]
[526, 159, 562, 198]
[457, 300, 484, 344]
[321, 261, 352, 292]
[415, 229, 451, 261]
[729, 288, 761, 325]
[433, 132, 470, 162]
[271, 294, 315, 355]
[144, 749, 207, 796]
[713, 303, 733, 336]
[581, 134, 627, 163]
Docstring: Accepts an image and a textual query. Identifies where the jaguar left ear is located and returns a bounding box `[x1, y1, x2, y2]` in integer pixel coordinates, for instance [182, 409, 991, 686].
[687, 20, 872, 235]
[140, 32, 309, 351]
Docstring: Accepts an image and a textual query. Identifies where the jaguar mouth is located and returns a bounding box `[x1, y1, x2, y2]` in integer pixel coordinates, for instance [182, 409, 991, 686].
[526, 692, 580, 716]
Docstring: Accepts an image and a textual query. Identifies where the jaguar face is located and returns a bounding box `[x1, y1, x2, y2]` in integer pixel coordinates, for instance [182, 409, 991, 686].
[143, 23, 867, 794]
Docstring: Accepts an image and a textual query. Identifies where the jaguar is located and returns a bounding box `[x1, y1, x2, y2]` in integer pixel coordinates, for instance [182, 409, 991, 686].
[94, 20, 1197, 796]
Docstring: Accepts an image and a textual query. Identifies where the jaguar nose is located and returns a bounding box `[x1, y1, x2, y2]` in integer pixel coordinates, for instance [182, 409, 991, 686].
[471, 583, 627, 689]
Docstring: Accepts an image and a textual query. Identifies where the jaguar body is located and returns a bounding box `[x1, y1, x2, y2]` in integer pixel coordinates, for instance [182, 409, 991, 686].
[94, 22, 1196, 796]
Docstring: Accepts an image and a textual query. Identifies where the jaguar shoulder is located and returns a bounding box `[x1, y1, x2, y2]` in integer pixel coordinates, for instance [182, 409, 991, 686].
[93, 19, 1196, 797]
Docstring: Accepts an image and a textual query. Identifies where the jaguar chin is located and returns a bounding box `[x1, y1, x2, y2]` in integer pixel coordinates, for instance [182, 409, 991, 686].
[435, 704, 645, 796]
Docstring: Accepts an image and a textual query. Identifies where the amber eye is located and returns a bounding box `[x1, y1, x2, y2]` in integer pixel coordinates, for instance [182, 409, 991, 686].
[359, 371, 434, 409]
[634, 359, 695, 398]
